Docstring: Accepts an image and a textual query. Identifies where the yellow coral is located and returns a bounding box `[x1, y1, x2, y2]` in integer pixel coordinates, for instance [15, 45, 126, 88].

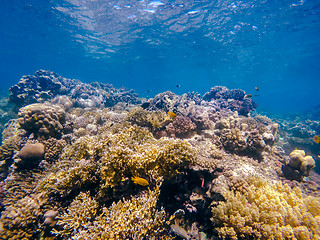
[72, 183, 168, 239]
[54, 191, 99, 237]
[289, 149, 315, 176]
[211, 176, 320, 240]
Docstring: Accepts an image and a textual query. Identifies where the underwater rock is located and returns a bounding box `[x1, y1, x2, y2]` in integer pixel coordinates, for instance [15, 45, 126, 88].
[15, 143, 45, 169]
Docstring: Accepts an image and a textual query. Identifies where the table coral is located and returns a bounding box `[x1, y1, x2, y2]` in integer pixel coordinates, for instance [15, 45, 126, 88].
[211, 176, 320, 240]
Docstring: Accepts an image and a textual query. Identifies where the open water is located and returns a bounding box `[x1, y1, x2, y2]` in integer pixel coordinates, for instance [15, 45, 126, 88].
[0, 0, 320, 113]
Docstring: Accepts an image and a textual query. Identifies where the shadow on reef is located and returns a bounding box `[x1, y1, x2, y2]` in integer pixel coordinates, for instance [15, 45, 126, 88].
[0, 70, 320, 239]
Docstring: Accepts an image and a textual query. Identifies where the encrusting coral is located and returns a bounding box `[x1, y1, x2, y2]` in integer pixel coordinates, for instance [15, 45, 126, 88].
[211, 176, 320, 240]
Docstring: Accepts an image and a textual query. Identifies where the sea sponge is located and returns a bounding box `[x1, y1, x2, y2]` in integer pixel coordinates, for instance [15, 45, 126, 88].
[289, 149, 315, 176]
[18, 103, 66, 139]
[211, 176, 320, 240]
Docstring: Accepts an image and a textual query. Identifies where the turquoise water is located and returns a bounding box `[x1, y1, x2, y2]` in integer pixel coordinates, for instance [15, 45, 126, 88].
[1, 0, 320, 113]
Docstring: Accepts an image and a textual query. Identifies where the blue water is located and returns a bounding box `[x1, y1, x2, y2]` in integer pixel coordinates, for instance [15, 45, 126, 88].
[1, 0, 320, 114]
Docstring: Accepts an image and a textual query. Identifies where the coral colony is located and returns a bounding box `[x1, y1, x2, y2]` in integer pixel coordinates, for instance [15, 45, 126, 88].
[0, 70, 319, 239]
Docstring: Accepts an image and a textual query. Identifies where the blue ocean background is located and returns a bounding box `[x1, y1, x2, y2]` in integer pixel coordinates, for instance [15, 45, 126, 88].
[0, 0, 319, 114]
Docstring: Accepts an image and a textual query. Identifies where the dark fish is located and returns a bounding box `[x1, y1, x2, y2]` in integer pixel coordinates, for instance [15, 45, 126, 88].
[176, 85, 181, 88]
[245, 94, 252, 98]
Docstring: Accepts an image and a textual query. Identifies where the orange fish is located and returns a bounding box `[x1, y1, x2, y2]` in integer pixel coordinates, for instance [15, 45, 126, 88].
[168, 111, 177, 118]
[131, 176, 149, 186]
[314, 135, 320, 144]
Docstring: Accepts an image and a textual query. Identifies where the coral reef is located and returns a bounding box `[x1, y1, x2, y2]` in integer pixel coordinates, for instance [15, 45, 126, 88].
[0, 194, 43, 239]
[214, 113, 276, 160]
[202, 86, 257, 116]
[166, 115, 197, 138]
[9, 70, 63, 109]
[282, 149, 316, 181]
[57, 185, 167, 239]
[2, 70, 320, 240]
[9, 70, 141, 109]
[18, 103, 66, 140]
[15, 143, 45, 169]
[37, 124, 196, 199]
[211, 176, 320, 240]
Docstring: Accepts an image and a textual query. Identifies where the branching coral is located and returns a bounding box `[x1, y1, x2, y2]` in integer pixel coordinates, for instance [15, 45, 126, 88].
[66, 184, 168, 239]
[37, 124, 196, 198]
[0, 194, 43, 239]
[211, 176, 320, 240]
[54, 191, 99, 238]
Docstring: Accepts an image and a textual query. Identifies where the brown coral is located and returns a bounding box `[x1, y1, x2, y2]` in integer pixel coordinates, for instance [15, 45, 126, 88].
[18, 103, 66, 139]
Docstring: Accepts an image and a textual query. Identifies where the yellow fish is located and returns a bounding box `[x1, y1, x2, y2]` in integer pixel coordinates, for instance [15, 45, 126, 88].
[255, 86, 260, 91]
[245, 94, 252, 98]
[314, 135, 320, 144]
[131, 176, 149, 186]
[168, 111, 177, 118]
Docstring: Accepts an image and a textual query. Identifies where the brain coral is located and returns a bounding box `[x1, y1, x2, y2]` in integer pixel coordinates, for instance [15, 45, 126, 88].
[211, 176, 320, 240]
[18, 103, 66, 139]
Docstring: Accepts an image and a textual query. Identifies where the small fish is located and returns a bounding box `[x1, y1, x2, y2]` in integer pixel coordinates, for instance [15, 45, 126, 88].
[245, 94, 252, 98]
[131, 176, 149, 186]
[314, 135, 320, 144]
[168, 111, 177, 118]
[200, 232, 207, 240]
[255, 86, 260, 91]
[170, 224, 190, 240]
[176, 84, 181, 88]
